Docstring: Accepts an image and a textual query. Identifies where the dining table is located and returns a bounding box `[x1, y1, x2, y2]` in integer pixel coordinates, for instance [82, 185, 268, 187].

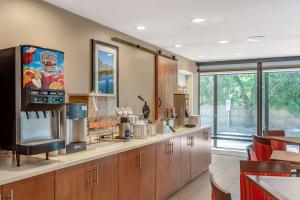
[267, 136, 300, 146]
[266, 136, 300, 152]
[247, 175, 300, 200]
[271, 150, 300, 176]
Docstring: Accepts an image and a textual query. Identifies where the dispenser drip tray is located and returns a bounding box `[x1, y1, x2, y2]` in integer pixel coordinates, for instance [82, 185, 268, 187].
[16, 139, 65, 166]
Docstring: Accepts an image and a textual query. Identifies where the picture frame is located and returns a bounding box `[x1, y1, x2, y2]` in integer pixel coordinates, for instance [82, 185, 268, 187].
[92, 39, 119, 106]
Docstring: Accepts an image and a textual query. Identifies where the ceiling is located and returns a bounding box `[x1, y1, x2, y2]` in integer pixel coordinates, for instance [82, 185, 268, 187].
[44, 0, 300, 62]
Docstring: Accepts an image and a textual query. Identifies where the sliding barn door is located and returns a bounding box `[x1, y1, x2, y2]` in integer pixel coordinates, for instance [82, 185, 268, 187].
[155, 55, 178, 120]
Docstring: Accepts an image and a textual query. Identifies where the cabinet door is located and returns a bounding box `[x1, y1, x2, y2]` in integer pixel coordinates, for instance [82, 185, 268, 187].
[92, 155, 118, 200]
[55, 162, 92, 200]
[155, 140, 171, 200]
[2, 172, 54, 200]
[0, 185, 2, 200]
[204, 128, 212, 167]
[119, 149, 140, 200]
[190, 131, 204, 179]
[140, 145, 156, 200]
[169, 137, 181, 192]
[180, 135, 191, 186]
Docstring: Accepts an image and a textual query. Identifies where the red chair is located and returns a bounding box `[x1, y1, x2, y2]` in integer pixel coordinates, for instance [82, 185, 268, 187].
[240, 160, 291, 200]
[252, 135, 273, 161]
[263, 130, 287, 151]
[246, 144, 257, 161]
[210, 173, 231, 200]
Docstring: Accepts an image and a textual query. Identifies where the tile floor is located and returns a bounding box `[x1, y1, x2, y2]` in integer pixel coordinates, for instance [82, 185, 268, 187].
[169, 154, 245, 200]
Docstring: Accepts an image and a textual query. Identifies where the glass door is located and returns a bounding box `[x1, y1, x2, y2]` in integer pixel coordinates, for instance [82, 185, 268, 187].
[216, 73, 256, 149]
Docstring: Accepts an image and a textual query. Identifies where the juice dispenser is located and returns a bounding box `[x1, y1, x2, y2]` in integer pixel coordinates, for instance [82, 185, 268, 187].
[0, 45, 65, 166]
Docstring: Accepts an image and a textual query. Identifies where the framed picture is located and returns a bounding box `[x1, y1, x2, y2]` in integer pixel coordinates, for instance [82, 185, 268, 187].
[92, 39, 119, 103]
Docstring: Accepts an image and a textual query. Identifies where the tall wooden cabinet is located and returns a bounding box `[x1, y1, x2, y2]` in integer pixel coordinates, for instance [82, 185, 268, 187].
[119, 144, 156, 200]
[2, 172, 54, 200]
[156, 137, 181, 200]
[155, 55, 178, 120]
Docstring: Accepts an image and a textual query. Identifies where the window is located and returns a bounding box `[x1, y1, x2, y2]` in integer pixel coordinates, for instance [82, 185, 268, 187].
[198, 59, 300, 150]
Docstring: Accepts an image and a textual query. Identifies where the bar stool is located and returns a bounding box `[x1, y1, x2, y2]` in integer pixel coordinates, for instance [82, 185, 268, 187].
[252, 135, 272, 161]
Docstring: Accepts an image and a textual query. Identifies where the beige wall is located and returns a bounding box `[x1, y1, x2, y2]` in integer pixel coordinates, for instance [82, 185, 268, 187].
[0, 0, 198, 119]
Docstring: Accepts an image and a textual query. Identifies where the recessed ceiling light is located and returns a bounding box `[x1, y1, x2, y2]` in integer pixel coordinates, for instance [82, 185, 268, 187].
[245, 36, 267, 42]
[135, 25, 146, 30]
[174, 44, 183, 48]
[235, 53, 243, 56]
[198, 55, 205, 58]
[218, 40, 230, 44]
[191, 17, 206, 23]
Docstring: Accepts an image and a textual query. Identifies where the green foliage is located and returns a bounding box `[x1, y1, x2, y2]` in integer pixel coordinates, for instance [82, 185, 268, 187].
[200, 71, 300, 115]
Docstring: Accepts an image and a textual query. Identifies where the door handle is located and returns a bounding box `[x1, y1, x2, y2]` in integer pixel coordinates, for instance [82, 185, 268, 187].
[187, 136, 191, 146]
[158, 98, 162, 107]
[171, 142, 174, 155]
[4, 190, 13, 200]
[92, 164, 99, 185]
[136, 154, 141, 167]
[140, 152, 144, 168]
[87, 168, 92, 186]
[191, 136, 194, 147]
[165, 142, 171, 154]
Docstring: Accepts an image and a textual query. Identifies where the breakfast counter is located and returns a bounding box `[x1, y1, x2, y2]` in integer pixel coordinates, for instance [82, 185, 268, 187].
[0, 126, 210, 185]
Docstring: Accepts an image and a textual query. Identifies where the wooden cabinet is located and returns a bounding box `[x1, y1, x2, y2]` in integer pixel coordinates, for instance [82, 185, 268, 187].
[119, 148, 140, 200]
[180, 135, 191, 186]
[140, 145, 156, 200]
[0, 129, 211, 200]
[55, 162, 92, 200]
[190, 130, 212, 180]
[190, 131, 202, 179]
[156, 137, 181, 200]
[91, 155, 119, 200]
[203, 128, 212, 167]
[2, 172, 54, 200]
[119, 144, 156, 200]
[155, 55, 178, 120]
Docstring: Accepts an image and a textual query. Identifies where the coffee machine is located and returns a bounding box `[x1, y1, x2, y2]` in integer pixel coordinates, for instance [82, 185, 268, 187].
[60, 103, 87, 154]
[0, 45, 65, 166]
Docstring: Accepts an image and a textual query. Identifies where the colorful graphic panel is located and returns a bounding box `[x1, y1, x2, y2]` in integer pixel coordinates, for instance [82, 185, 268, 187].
[22, 45, 64, 90]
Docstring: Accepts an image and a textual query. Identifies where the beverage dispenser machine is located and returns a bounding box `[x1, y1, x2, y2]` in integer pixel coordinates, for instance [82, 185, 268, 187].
[0, 45, 65, 166]
[60, 103, 87, 154]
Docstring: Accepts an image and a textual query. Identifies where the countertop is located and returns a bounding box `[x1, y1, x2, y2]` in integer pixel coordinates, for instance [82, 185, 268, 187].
[0, 126, 210, 185]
